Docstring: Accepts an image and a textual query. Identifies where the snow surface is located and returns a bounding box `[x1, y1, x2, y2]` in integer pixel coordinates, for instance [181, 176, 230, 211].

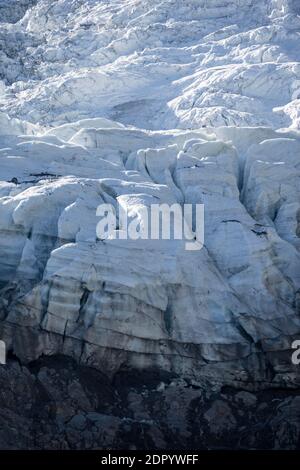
[0, 0, 299, 385]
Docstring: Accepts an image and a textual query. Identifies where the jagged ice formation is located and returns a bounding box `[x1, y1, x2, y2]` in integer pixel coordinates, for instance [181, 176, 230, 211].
[0, 0, 300, 390]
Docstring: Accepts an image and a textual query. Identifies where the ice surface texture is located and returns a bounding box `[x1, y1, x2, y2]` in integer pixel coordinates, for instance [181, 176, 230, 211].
[0, 0, 299, 387]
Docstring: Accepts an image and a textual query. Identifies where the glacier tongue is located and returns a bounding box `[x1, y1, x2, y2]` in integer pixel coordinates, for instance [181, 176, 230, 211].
[0, 0, 300, 387]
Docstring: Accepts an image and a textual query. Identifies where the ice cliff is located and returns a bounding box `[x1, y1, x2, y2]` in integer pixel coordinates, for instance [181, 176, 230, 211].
[0, 0, 300, 388]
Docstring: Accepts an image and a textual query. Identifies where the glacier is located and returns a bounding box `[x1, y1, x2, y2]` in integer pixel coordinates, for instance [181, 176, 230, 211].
[0, 0, 300, 449]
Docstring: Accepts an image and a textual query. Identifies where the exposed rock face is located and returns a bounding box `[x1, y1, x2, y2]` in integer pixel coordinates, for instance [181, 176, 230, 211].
[0, 356, 299, 450]
[0, 1, 300, 448]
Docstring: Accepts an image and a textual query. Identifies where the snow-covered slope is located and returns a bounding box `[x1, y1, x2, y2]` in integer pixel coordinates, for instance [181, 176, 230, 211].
[1, 0, 300, 128]
[0, 0, 299, 387]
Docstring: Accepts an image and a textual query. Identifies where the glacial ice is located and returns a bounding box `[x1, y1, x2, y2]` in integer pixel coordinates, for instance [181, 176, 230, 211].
[0, 0, 299, 387]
